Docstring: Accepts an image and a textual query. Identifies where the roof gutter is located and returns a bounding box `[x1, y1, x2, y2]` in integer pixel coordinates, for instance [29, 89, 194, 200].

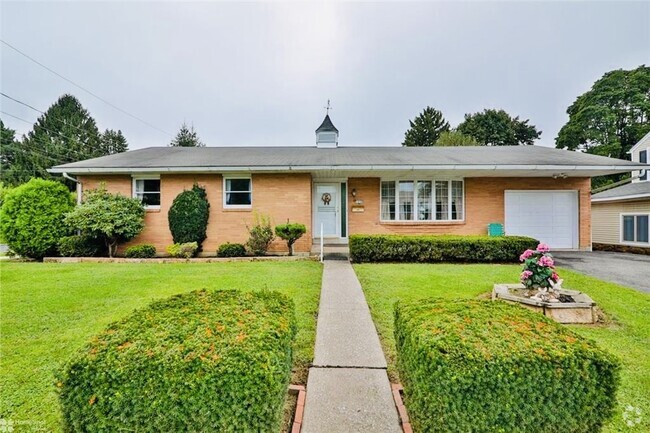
[47, 164, 648, 175]
[592, 192, 650, 203]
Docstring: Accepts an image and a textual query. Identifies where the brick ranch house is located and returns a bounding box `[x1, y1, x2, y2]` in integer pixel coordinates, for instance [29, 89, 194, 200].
[49, 115, 647, 255]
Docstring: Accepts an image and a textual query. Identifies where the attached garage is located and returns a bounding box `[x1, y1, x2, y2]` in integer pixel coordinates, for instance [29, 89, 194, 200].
[505, 191, 579, 249]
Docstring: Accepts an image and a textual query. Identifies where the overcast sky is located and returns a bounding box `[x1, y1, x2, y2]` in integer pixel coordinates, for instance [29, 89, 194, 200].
[1, 1, 648, 150]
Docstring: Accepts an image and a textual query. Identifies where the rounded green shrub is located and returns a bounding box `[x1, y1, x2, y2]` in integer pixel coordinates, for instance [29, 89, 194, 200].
[57, 290, 297, 432]
[0, 178, 75, 259]
[124, 244, 156, 258]
[57, 235, 103, 257]
[349, 234, 539, 263]
[217, 242, 247, 258]
[166, 241, 198, 258]
[395, 298, 620, 433]
[168, 184, 210, 251]
[275, 222, 307, 256]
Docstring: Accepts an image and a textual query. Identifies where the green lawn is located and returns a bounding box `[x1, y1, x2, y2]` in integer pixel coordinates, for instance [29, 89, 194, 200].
[355, 263, 650, 433]
[0, 261, 322, 431]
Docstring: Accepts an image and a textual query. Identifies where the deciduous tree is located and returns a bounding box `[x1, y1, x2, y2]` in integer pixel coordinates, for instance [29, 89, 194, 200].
[435, 130, 478, 146]
[555, 65, 650, 159]
[64, 187, 145, 257]
[457, 109, 541, 146]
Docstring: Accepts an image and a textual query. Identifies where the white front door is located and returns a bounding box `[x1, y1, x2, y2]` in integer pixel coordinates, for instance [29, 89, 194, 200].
[505, 190, 579, 249]
[314, 183, 339, 237]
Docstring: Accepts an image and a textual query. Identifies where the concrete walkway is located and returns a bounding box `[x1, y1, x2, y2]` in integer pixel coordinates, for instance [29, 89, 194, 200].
[301, 261, 401, 433]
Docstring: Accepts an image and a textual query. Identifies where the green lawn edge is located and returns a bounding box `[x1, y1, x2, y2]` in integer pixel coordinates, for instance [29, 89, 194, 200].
[354, 263, 650, 433]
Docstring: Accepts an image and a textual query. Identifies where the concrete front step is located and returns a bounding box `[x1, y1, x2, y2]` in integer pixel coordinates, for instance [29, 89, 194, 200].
[310, 244, 350, 260]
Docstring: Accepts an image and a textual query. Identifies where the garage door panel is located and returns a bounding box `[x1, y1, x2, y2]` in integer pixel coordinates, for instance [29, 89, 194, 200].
[505, 191, 578, 249]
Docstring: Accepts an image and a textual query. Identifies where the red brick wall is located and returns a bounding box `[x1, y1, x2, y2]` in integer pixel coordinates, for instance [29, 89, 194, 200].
[347, 177, 592, 249]
[78, 173, 313, 254]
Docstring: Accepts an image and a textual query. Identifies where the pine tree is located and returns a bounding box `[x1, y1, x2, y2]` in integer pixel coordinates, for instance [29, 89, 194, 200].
[23, 94, 102, 180]
[170, 122, 205, 147]
[0, 120, 22, 185]
[100, 129, 129, 154]
[402, 107, 450, 147]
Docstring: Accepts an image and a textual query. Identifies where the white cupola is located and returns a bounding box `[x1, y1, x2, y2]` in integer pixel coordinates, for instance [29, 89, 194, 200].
[315, 114, 339, 148]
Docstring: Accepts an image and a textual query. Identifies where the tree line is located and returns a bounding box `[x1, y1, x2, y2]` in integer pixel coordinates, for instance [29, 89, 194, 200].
[402, 65, 649, 187]
[403, 65, 649, 159]
[2, 65, 647, 189]
[0, 94, 204, 188]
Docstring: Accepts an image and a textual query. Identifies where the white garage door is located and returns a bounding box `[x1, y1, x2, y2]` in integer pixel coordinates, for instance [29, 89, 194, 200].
[505, 191, 579, 249]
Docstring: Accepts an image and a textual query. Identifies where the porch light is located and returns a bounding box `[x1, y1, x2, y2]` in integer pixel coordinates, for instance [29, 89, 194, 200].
[351, 188, 357, 198]
[552, 173, 568, 179]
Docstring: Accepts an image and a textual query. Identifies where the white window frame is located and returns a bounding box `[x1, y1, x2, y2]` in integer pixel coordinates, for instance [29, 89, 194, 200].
[223, 175, 253, 209]
[639, 148, 648, 182]
[132, 175, 161, 209]
[620, 213, 650, 245]
[379, 178, 465, 222]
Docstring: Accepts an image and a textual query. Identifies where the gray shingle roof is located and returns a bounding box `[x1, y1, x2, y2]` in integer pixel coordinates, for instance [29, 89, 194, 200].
[49, 145, 648, 175]
[315, 115, 339, 133]
[592, 181, 650, 201]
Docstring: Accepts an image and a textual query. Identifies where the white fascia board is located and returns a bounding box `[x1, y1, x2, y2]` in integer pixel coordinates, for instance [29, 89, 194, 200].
[48, 164, 647, 175]
[591, 193, 650, 203]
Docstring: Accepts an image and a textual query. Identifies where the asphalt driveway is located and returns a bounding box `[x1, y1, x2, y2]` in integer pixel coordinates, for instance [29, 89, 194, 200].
[553, 251, 650, 293]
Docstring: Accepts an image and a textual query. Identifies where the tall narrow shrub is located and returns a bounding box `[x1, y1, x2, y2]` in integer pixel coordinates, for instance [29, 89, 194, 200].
[246, 213, 274, 256]
[0, 178, 75, 259]
[168, 184, 210, 251]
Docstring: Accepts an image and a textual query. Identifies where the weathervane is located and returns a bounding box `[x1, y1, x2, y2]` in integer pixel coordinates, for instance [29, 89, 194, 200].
[324, 99, 332, 115]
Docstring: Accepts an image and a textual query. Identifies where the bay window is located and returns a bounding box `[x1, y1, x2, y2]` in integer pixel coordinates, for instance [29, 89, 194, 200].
[380, 179, 464, 221]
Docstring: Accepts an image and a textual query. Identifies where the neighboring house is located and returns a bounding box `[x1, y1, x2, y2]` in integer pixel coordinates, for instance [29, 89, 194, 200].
[591, 131, 650, 251]
[49, 115, 647, 255]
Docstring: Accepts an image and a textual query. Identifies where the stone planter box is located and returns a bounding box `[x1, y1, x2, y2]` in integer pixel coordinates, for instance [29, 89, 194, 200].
[492, 283, 596, 324]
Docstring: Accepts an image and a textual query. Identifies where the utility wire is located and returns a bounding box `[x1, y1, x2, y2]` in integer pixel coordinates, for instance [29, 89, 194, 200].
[1, 110, 103, 160]
[1, 91, 107, 139]
[1, 39, 172, 137]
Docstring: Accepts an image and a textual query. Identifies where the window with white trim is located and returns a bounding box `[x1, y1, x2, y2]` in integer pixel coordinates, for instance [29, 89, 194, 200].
[622, 214, 649, 244]
[133, 177, 161, 208]
[640, 150, 647, 181]
[380, 179, 464, 221]
[224, 176, 252, 207]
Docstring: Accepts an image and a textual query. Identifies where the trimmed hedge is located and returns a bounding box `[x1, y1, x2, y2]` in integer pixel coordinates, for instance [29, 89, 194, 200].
[57, 235, 103, 257]
[124, 244, 156, 258]
[349, 234, 538, 263]
[217, 242, 247, 258]
[395, 299, 620, 433]
[58, 290, 297, 432]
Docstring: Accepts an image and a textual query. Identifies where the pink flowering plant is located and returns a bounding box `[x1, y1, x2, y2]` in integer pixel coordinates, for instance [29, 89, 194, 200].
[519, 243, 560, 290]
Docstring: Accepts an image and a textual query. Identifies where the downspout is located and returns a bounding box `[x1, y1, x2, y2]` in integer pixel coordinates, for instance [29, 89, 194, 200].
[63, 172, 82, 205]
